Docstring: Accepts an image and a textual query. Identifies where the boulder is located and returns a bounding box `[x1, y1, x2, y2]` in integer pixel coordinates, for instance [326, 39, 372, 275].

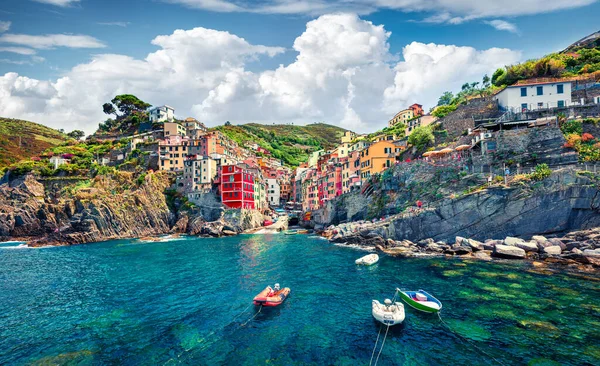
[548, 238, 566, 250]
[473, 251, 493, 261]
[531, 235, 547, 245]
[465, 239, 483, 251]
[565, 242, 582, 251]
[493, 244, 526, 259]
[454, 246, 472, 255]
[515, 240, 539, 252]
[543, 246, 562, 255]
[583, 249, 600, 257]
[504, 237, 525, 246]
[417, 238, 434, 247]
[222, 230, 237, 236]
[483, 239, 501, 251]
[455, 236, 467, 246]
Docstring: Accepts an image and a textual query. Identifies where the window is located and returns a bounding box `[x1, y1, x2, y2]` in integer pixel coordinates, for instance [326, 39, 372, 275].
[557, 84, 564, 94]
[520, 88, 527, 97]
[521, 103, 528, 111]
[536, 86, 543, 96]
[537, 102, 544, 108]
[558, 100, 565, 108]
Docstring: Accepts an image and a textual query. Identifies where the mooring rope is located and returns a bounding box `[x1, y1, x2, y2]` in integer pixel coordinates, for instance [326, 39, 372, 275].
[369, 324, 383, 366]
[164, 303, 257, 365]
[373, 324, 390, 366]
[240, 304, 263, 327]
[437, 312, 506, 366]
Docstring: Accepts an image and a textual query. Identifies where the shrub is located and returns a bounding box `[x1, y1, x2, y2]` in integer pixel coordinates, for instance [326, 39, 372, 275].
[581, 133, 595, 142]
[408, 126, 435, 151]
[530, 163, 551, 181]
[561, 120, 583, 135]
[431, 104, 457, 118]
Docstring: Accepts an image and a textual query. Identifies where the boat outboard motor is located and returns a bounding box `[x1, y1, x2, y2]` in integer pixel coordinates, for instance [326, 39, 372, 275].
[384, 298, 392, 310]
[274, 283, 280, 291]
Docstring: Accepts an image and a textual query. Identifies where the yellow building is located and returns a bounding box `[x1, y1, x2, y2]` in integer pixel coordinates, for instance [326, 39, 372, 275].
[359, 140, 401, 179]
[163, 122, 187, 137]
[388, 109, 414, 128]
[340, 131, 356, 143]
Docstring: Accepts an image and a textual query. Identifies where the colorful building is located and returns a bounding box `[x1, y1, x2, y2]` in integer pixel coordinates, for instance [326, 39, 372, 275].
[360, 140, 401, 179]
[219, 164, 256, 209]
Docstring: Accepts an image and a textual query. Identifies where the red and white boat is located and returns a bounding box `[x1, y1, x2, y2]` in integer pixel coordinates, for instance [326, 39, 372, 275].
[253, 284, 290, 307]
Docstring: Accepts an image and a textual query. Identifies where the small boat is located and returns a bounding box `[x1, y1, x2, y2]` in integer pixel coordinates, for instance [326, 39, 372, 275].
[253, 284, 291, 307]
[356, 253, 379, 265]
[284, 229, 309, 235]
[372, 299, 405, 325]
[397, 288, 442, 313]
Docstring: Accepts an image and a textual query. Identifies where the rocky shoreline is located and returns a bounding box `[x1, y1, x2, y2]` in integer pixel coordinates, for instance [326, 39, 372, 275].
[321, 221, 600, 272]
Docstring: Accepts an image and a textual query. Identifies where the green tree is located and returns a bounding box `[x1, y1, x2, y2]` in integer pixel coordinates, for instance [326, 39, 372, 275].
[105, 94, 151, 118]
[67, 130, 85, 140]
[491, 68, 507, 86]
[437, 91, 454, 106]
[431, 104, 457, 118]
[103, 103, 117, 116]
[482, 74, 491, 89]
[408, 126, 435, 151]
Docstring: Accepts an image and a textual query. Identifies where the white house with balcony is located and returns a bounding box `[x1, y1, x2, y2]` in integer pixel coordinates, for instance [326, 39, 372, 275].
[494, 79, 572, 112]
[148, 105, 175, 123]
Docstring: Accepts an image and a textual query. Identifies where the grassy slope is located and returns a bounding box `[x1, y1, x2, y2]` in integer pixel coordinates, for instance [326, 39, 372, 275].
[0, 118, 69, 168]
[213, 123, 348, 166]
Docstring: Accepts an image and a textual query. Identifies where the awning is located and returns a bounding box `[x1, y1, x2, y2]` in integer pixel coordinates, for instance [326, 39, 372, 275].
[455, 145, 471, 151]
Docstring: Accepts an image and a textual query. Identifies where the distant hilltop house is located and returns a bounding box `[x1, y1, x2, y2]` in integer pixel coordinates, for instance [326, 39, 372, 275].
[388, 103, 424, 128]
[405, 115, 438, 136]
[148, 105, 175, 123]
[340, 131, 356, 143]
[494, 79, 573, 112]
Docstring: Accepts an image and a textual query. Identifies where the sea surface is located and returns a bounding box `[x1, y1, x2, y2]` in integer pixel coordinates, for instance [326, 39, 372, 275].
[1, 235, 599, 365]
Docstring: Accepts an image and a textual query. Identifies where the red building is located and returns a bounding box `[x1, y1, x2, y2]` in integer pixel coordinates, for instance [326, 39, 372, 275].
[408, 103, 424, 117]
[219, 164, 255, 209]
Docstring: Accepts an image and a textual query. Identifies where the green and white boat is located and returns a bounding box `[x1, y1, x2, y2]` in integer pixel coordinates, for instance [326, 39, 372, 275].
[397, 288, 442, 313]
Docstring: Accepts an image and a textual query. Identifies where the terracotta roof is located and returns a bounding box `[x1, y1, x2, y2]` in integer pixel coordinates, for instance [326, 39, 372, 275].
[511, 76, 589, 87]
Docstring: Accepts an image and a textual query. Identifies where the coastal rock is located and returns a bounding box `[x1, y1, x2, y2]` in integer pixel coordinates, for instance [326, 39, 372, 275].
[515, 241, 539, 252]
[465, 239, 483, 251]
[548, 238, 566, 250]
[483, 239, 501, 250]
[493, 244, 527, 259]
[504, 237, 525, 247]
[584, 249, 600, 257]
[473, 251, 493, 261]
[532, 235, 548, 246]
[543, 246, 562, 255]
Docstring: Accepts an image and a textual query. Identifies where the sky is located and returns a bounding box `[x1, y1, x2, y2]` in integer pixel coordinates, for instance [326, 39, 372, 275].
[0, 0, 598, 134]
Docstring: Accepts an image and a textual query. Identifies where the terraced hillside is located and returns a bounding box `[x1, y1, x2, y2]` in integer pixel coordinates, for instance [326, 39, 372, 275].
[0, 118, 69, 168]
[214, 123, 349, 166]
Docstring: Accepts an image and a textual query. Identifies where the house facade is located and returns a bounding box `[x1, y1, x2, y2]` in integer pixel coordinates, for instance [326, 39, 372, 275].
[267, 178, 281, 206]
[149, 105, 175, 123]
[494, 80, 572, 112]
[220, 165, 255, 209]
[360, 140, 399, 179]
[388, 108, 414, 127]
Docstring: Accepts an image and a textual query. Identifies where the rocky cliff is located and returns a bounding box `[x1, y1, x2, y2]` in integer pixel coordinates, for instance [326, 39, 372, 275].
[0, 172, 266, 246]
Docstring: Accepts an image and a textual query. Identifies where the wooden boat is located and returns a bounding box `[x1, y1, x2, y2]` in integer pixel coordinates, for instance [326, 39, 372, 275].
[253, 285, 291, 307]
[397, 288, 442, 313]
[372, 299, 405, 325]
[355, 253, 379, 266]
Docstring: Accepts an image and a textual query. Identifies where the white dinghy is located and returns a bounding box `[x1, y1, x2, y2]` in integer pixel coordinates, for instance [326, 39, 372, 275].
[372, 299, 405, 326]
[355, 253, 379, 265]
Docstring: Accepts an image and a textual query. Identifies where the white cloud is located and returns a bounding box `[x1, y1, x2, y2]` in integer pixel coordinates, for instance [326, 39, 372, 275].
[97, 22, 130, 27]
[164, 0, 598, 21]
[0, 14, 520, 135]
[0, 21, 10, 33]
[484, 20, 519, 33]
[31, 0, 80, 7]
[0, 46, 37, 55]
[0, 33, 106, 49]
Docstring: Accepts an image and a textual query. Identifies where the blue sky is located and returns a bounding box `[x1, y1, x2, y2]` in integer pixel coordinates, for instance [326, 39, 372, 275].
[0, 0, 598, 133]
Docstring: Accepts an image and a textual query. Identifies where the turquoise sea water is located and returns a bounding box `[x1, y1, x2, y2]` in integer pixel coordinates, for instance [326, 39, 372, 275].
[1, 235, 599, 365]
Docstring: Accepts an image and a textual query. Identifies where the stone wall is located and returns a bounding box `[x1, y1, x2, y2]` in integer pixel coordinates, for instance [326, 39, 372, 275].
[441, 97, 501, 139]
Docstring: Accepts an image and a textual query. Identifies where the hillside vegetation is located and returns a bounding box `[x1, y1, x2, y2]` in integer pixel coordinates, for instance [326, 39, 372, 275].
[214, 123, 348, 166]
[0, 118, 70, 168]
[492, 31, 600, 87]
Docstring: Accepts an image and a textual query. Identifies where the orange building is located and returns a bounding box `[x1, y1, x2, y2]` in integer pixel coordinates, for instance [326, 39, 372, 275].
[359, 140, 401, 179]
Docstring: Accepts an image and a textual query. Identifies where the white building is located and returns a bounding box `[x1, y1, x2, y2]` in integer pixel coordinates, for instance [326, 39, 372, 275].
[148, 105, 175, 123]
[49, 156, 69, 169]
[494, 80, 572, 112]
[266, 178, 280, 206]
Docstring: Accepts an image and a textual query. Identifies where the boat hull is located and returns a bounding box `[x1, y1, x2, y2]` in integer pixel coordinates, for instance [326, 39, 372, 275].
[372, 300, 405, 325]
[253, 287, 291, 307]
[355, 253, 379, 265]
[399, 290, 442, 313]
